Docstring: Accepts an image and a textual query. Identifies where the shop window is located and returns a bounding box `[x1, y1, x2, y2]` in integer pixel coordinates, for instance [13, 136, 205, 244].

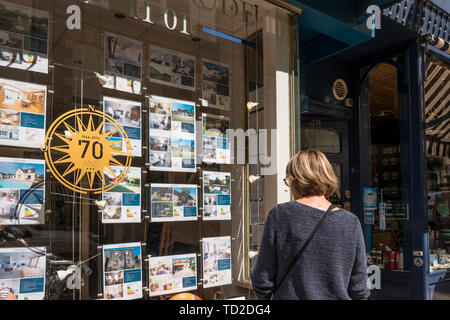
[0, 0, 293, 300]
[425, 58, 450, 273]
[367, 61, 409, 271]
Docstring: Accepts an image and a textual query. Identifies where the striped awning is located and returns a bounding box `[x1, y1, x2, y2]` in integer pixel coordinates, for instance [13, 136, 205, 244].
[425, 56, 450, 157]
[427, 34, 450, 55]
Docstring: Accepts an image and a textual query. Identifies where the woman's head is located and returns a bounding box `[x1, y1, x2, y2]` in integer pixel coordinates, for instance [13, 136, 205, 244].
[285, 149, 338, 199]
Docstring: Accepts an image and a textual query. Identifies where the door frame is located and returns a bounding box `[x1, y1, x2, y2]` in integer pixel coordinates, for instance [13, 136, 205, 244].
[356, 40, 428, 300]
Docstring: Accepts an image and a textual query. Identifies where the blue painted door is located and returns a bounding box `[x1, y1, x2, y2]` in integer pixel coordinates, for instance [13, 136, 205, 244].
[301, 117, 351, 209]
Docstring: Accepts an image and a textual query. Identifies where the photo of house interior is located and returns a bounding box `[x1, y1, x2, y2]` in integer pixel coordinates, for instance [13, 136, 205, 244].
[151, 187, 173, 202]
[150, 150, 172, 168]
[0, 249, 45, 279]
[105, 284, 123, 300]
[0, 109, 19, 126]
[104, 98, 141, 128]
[150, 100, 171, 115]
[103, 193, 122, 207]
[150, 275, 172, 293]
[105, 271, 124, 286]
[0, 279, 19, 300]
[150, 136, 171, 152]
[0, 79, 45, 114]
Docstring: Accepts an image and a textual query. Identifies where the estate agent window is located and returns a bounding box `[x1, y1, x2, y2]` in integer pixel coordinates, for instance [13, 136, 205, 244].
[0, 0, 293, 300]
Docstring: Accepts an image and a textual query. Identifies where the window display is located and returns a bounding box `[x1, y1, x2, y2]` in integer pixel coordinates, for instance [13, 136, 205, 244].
[0, 0, 293, 301]
[0, 157, 45, 225]
[149, 45, 196, 91]
[202, 236, 232, 288]
[102, 166, 141, 224]
[0, 247, 46, 300]
[0, 1, 48, 74]
[202, 114, 230, 164]
[202, 59, 231, 110]
[367, 62, 407, 271]
[103, 96, 142, 157]
[202, 171, 231, 221]
[104, 32, 142, 94]
[425, 59, 450, 272]
[149, 95, 196, 172]
[150, 184, 198, 222]
[0, 78, 46, 148]
[102, 242, 143, 300]
[148, 253, 197, 297]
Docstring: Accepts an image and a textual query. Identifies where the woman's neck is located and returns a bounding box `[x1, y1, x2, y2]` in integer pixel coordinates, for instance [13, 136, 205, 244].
[296, 196, 331, 210]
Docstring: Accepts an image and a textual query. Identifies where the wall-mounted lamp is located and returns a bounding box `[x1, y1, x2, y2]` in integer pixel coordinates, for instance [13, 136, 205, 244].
[57, 265, 77, 281]
[95, 200, 107, 210]
[248, 175, 262, 184]
[248, 250, 259, 259]
[247, 102, 259, 111]
[94, 72, 110, 86]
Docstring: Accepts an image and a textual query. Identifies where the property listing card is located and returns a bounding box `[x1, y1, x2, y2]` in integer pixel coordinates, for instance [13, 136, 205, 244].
[103, 96, 142, 157]
[0, 247, 46, 300]
[149, 95, 196, 172]
[202, 236, 232, 288]
[202, 59, 230, 110]
[0, 1, 49, 74]
[0, 157, 45, 225]
[150, 184, 198, 222]
[0, 78, 46, 148]
[102, 242, 143, 300]
[149, 45, 196, 91]
[102, 166, 141, 224]
[202, 171, 231, 221]
[202, 113, 230, 164]
[148, 253, 197, 297]
[104, 32, 142, 94]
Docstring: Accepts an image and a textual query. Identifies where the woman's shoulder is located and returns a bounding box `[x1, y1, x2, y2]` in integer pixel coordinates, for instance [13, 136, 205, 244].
[333, 207, 361, 224]
[270, 201, 360, 223]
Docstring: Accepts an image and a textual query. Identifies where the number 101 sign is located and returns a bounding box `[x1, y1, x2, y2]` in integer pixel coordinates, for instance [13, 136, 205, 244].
[41, 105, 133, 194]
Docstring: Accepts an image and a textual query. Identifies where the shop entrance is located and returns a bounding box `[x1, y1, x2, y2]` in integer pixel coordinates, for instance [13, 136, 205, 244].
[358, 55, 417, 299]
[301, 117, 351, 209]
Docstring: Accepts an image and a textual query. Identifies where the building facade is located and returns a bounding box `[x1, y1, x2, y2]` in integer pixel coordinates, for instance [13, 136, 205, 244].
[0, 0, 447, 300]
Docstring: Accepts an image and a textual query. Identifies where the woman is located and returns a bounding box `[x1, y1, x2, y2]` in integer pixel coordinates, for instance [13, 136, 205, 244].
[251, 149, 370, 300]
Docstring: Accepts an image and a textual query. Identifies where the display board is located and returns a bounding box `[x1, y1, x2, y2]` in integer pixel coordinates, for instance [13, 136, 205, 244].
[102, 242, 143, 300]
[202, 114, 230, 164]
[150, 184, 198, 222]
[0, 157, 45, 225]
[0, 78, 46, 148]
[149, 95, 196, 172]
[0, 247, 46, 300]
[104, 32, 142, 94]
[149, 45, 196, 91]
[202, 236, 232, 288]
[102, 166, 141, 224]
[103, 96, 142, 157]
[202, 59, 230, 110]
[202, 171, 231, 221]
[148, 253, 197, 297]
[0, 1, 49, 74]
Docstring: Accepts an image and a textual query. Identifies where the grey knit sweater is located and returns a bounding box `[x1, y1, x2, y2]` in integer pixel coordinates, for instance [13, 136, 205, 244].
[251, 201, 370, 300]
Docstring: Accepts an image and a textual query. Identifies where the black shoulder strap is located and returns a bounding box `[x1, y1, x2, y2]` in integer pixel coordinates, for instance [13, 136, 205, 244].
[273, 204, 336, 295]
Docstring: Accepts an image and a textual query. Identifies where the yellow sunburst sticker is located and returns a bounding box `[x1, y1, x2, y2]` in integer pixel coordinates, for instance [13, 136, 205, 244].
[41, 105, 133, 194]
